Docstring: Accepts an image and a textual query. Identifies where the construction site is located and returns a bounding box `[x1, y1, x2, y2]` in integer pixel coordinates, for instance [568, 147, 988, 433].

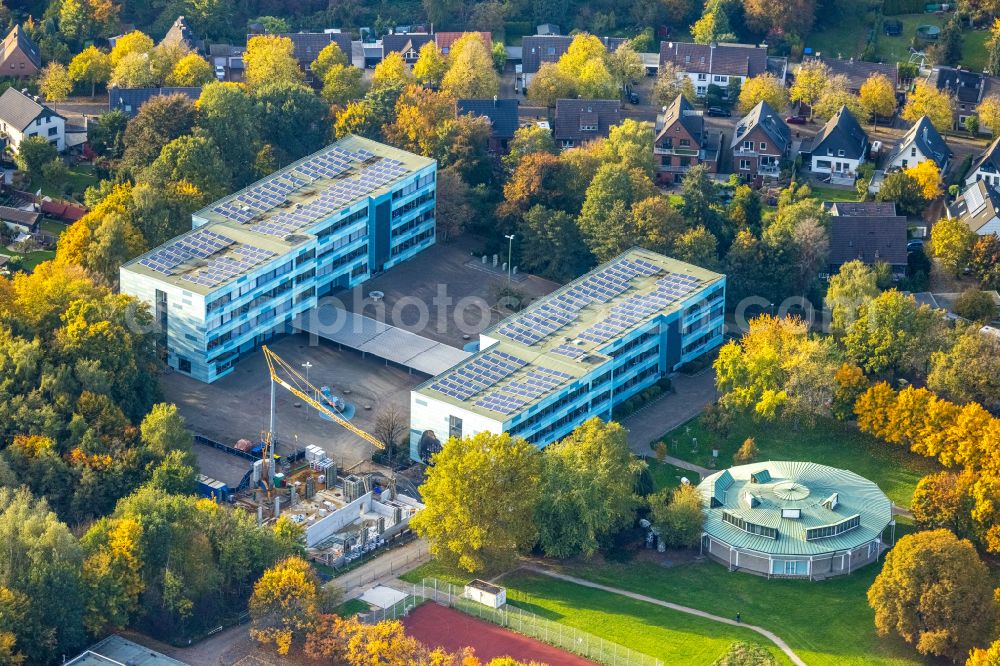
[191, 344, 424, 570]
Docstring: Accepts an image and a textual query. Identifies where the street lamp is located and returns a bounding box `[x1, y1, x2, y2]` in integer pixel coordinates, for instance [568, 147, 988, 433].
[504, 234, 515, 288]
[301, 361, 314, 408]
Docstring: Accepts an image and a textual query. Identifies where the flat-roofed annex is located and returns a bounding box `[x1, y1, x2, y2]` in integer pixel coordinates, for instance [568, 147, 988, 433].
[414, 248, 724, 419]
[121, 135, 435, 295]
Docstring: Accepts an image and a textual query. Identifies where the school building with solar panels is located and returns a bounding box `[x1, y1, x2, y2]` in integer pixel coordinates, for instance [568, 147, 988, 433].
[697, 461, 895, 580]
[120, 135, 437, 383]
[409, 248, 726, 460]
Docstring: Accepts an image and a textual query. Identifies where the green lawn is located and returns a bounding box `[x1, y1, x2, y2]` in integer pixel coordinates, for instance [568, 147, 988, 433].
[18, 250, 55, 271]
[657, 413, 938, 506]
[876, 14, 990, 71]
[40, 218, 66, 235]
[805, 184, 859, 203]
[400, 559, 474, 587]
[807, 18, 873, 60]
[561, 556, 925, 666]
[335, 598, 371, 617]
[32, 163, 98, 201]
[646, 457, 699, 490]
[500, 571, 793, 666]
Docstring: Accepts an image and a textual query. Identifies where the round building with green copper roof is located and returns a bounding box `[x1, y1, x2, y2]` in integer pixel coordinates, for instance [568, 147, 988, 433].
[697, 461, 894, 579]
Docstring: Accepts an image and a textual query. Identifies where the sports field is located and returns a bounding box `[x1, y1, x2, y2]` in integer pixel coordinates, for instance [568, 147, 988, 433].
[403, 602, 596, 665]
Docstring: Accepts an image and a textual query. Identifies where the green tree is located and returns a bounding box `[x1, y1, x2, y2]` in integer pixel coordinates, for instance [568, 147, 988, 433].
[254, 82, 329, 165]
[244, 35, 303, 89]
[310, 42, 348, 82]
[434, 167, 471, 242]
[876, 171, 927, 217]
[148, 449, 197, 495]
[110, 51, 158, 89]
[122, 93, 197, 172]
[607, 43, 643, 97]
[672, 226, 720, 269]
[931, 216, 976, 277]
[536, 419, 645, 558]
[321, 64, 364, 106]
[15, 136, 58, 182]
[713, 641, 777, 666]
[411, 432, 542, 573]
[928, 326, 1000, 412]
[577, 163, 657, 261]
[844, 290, 949, 377]
[953, 288, 997, 322]
[69, 45, 111, 96]
[88, 110, 128, 158]
[196, 82, 259, 188]
[650, 483, 704, 548]
[602, 118, 655, 175]
[517, 205, 592, 281]
[826, 260, 881, 338]
[502, 125, 557, 173]
[140, 403, 193, 460]
[144, 134, 231, 201]
[867, 529, 997, 662]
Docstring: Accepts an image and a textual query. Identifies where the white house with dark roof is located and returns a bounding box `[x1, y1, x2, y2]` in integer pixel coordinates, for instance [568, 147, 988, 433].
[0, 87, 65, 152]
[659, 41, 776, 98]
[731, 100, 790, 180]
[966, 136, 1000, 189]
[806, 106, 868, 181]
[948, 180, 1000, 236]
[883, 115, 951, 172]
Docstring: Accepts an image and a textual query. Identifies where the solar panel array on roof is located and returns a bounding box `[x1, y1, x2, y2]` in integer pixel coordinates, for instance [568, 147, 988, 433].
[251, 156, 409, 238]
[967, 182, 987, 215]
[179, 244, 278, 288]
[429, 350, 527, 401]
[138, 228, 232, 275]
[576, 272, 700, 345]
[496, 258, 663, 346]
[213, 173, 307, 224]
[473, 366, 573, 414]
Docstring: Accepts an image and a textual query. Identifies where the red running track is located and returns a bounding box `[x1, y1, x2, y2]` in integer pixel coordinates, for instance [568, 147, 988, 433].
[402, 602, 596, 666]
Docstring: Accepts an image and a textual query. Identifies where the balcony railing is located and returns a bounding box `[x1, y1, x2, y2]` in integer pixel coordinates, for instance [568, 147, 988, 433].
[757, 164, 780, 176]
[654, 146, 700, 156]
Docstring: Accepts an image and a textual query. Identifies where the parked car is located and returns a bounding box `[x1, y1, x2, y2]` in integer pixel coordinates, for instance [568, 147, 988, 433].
[785, 115, 807, 125]
[707, 106, 731, 117]
[627, 90, 640, 104]
[907, 238, 925, 252]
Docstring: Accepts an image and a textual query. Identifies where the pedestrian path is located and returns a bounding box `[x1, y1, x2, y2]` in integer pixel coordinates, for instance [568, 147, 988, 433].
[521, 565, 808, 666]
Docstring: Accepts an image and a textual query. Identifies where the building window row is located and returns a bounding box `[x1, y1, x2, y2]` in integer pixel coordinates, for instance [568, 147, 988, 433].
[392, 191, 434, 219]
[391, 228, 434, 257]
[317, 244, 368, 278]
[316, 208, 367, 240]
[207, 279, 294, 330]
[722, 510, 778, 539]
[206, 260, 294, 314]
[391, 210, 434, 238]
[805, 514, 861, 541]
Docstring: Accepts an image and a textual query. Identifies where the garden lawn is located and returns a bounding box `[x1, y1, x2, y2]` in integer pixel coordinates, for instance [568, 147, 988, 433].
[875, 14, 989, 71]
[40, 218, 66, 235]
[561, 556, 925, 666]
[32, 163, 98, 201]
[657, 413, 938, 507]
[335, 599, 371, 616]
[645, 457, 699, 490]
[805, 184, 859, 203]
[18, 250, 55, 271]
[499, 570, 793, 666]
[806, 18, 874, 60]
[401, 560, 475, 587]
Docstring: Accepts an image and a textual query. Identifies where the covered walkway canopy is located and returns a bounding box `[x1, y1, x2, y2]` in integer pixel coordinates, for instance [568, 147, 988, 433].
[294, 304, 470, 376]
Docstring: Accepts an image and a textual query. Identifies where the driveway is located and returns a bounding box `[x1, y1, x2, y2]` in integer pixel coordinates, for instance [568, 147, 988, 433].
[622, 369, 717, 457]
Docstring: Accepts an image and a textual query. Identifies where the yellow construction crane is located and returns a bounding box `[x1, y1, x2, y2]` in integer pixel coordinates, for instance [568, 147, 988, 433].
[262, 345, 383, 451]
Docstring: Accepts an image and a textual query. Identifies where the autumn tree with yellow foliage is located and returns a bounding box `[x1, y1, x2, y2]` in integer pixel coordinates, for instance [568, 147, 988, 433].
[905, 160, 943, 200]
[738, 73, 789, 114]
[976, 94, 1000, 136]
[244, 35, 303, 89]
[902, 81, 955, 131]
[249, 556, 319, 655]
[859, 73, 897, 124]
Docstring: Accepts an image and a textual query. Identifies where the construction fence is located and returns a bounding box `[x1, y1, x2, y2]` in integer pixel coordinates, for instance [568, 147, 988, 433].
[362, 578, 663, 666]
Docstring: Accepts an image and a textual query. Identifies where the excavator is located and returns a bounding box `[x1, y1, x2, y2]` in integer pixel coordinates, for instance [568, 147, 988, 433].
[257, 345, 387, 498]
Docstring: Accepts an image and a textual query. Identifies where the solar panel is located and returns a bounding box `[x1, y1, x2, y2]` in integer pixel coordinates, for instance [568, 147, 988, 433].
[967, 183, 987, 215]
[178, 243, 279, 288]
[429, 350, 528, 400]
[138, 228, 232, 275]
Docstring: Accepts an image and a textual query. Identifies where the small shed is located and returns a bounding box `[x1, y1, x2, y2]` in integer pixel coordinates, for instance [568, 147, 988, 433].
[465, 579, 506, 608]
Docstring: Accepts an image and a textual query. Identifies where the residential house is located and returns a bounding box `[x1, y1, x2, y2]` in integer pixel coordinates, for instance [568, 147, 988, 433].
[883, 115, 952, 172]
[731, 100, 790, 181]
[0, 206, 40, 234]
[0, 88, 65, 152]
[521, 34, 625, 86]
[108, 87, 202, 117]
[653, 94, 720, 183]
[966, 136, 1000, 188]
[810, 56, 898, 93]
[827, 203, 909, 276]
[382, 33, 435, 63]
[161, 16, 202, 52]
[457, 98, 519, 153]
[436, 32, 492, 55]
[824, 201, 899, 216]
[537, 23, 561, 35]
[0, 25, 41, 78]
[553, 99, 621, 148]
[208, 43, 245, 82]
[659, 41, 773, 98]
[947, 180, 1000, 236]
[927, 66, 984, 131]
[806, 106, 868, 181]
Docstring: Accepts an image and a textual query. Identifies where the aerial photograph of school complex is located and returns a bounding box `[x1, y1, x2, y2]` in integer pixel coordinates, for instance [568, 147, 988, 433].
[0, 0, 999, 665]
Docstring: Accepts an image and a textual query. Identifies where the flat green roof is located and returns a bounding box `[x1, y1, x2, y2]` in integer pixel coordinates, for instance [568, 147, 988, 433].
[415, 248, 724, 420]
[121, 135, 435, 296]
[698, 461, 893, 557]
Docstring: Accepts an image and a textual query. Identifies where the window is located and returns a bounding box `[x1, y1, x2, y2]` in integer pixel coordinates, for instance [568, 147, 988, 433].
[816, 159, 831, 169]
[679, 138, 690, 147]
[837, 149, 845, 157]
[546, 47, 555, 55]
[721, 511, 778, 539]
[697, 73, 707, 80]
[759, 142, 767, 151]
[47, 127, 56, 136]
[178, 358, 192, 373]
[910, 147, 916, 157]
[448, 415, 463, 439]
[805, 514, 861, 541]
[784, 560, 797, 575]
[901, 159, 908, 168]
[742, 140, 753, 151]
[739, 159, 750, 170]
